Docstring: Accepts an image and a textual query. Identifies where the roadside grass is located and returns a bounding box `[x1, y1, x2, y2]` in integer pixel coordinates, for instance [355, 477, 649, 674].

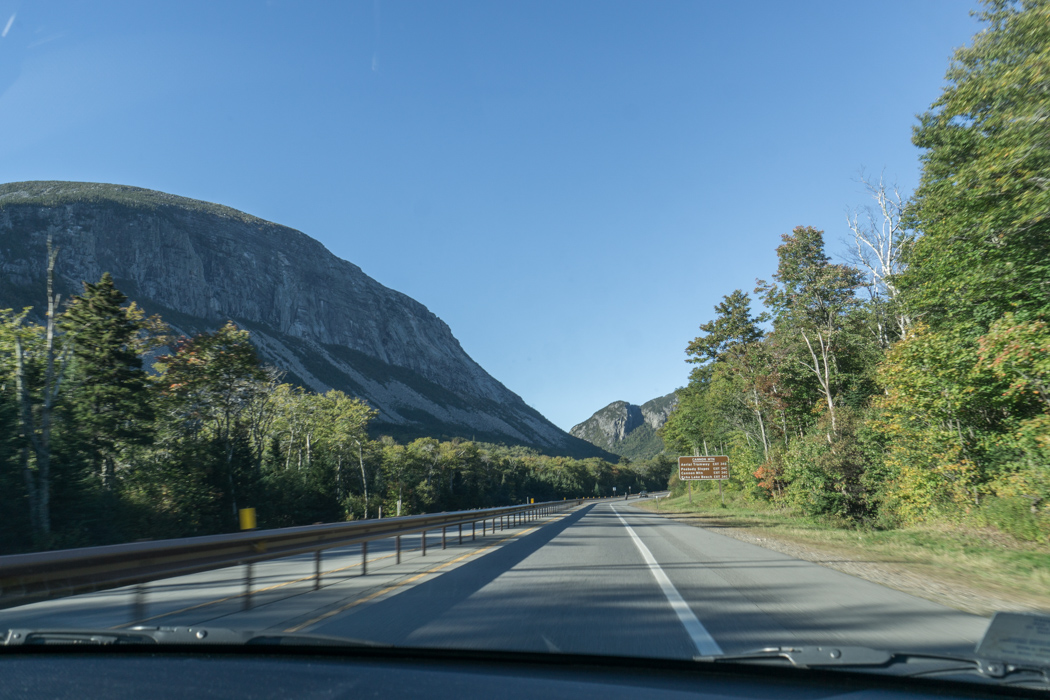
[634, 490, 1050, 613]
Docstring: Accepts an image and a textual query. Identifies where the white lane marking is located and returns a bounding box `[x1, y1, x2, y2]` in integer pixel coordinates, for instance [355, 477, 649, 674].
[613, 507, 723, 656]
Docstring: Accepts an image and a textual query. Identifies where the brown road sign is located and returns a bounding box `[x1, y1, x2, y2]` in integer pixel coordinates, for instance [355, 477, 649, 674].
[678, 455, 729, 480]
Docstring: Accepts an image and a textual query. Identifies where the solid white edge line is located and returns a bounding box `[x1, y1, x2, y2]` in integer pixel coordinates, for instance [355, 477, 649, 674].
[613, 507, 723, 656]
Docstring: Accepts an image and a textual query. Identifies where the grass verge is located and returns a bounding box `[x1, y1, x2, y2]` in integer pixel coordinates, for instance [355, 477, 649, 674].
[634, 489, 1050, 617]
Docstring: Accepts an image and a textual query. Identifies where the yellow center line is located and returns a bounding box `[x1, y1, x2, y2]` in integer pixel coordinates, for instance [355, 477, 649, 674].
[109, 510, 571, 631]
[283, 521, 550, 633]
[112, 550, 400, 629]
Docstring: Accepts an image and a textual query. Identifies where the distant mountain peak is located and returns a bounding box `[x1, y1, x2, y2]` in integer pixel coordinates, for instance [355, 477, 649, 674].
[570, 392, 677, 459]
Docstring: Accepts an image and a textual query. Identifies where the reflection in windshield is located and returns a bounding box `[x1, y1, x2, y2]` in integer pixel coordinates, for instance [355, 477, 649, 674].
[1, 0, 1049, 691]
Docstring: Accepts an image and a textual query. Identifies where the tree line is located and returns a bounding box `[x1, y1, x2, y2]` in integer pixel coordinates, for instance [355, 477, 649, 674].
[661, 0, 1050, 542]
[1, 262, 673, 553]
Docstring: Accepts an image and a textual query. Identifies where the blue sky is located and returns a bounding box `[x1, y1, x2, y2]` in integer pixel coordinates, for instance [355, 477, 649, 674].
[0, 1, 981, 431]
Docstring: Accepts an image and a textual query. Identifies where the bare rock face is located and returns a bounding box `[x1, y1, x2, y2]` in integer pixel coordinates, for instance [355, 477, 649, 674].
[570, 392, 677, 458]
[640, 393, 678, 431]
[570, 401, 644, 448]
[0, 181, 603, 456]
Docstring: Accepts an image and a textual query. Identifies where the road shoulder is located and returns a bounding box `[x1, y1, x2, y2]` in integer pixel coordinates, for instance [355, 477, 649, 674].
[629, 499, 1048, 618]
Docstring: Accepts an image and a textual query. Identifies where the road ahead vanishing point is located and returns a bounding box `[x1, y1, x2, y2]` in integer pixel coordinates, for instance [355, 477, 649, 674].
[0, 502, 988, 657]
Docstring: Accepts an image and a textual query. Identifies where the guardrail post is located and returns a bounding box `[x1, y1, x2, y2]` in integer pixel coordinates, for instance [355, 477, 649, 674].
[396, 535, 401, 564]
[315, 550, 322, 590]
[458, 523, 463, 545]
[422, 530, 427, 556]
[442, 526, 447, 550]
[131, 583, 147, 624]
[472, 521, 476, 541]
[243, 562, 253, 611]
[362, 541, 368, 575]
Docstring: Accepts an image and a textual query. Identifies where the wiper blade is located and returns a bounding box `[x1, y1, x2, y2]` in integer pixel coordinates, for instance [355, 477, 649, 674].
[2, 627, 385, 647]
[3, 629, 160, 646]
[697, 645, 893, 668]
[698, 645, 1050, 689]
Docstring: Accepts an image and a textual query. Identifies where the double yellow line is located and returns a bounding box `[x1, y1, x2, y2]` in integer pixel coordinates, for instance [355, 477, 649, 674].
[284, 524, 542, 632]
[113, 513, 567, 632]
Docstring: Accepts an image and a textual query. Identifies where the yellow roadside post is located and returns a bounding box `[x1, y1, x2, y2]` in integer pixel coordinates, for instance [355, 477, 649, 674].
[239, 507, 257, 530]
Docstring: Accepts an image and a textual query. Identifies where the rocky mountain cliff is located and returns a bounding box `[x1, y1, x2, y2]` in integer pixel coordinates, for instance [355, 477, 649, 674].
[0, 181, 606, 457]
[570, 392, 677, 459]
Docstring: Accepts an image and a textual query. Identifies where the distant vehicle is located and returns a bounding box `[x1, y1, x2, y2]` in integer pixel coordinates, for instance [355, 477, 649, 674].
[639, 491, 649, 498]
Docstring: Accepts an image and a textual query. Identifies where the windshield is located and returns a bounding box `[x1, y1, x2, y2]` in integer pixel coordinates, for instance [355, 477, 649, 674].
[1, 0, 1049, 692]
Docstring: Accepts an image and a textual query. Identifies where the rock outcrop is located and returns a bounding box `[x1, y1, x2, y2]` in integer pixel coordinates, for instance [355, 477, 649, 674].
[0, 181, 605, 457]
[640, 393, 678, 431]
[570, 392, 677, 459]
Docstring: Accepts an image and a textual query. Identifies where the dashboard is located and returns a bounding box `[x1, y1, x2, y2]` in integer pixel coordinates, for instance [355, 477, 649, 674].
[2, 646, 1044, 700]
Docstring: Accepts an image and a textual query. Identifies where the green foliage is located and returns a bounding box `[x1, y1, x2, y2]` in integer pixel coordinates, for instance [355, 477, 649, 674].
[5, 1, 1049, 547]
[0, 277, 668, 553]
[661, 2, 1050, 542]
[781, 409, 874, 521]
[61, 273, 155, 488]
[613, 422, 665, 461]
[685, 289, 765, 378]
[903, 0, 1050, 331]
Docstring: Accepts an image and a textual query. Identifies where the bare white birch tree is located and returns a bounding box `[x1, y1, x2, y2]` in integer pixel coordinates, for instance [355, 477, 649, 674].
[846, 173, 914, 344]
[14, 236, 71, 540]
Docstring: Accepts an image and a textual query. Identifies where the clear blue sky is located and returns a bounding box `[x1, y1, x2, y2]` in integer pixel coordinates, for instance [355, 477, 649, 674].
[0, 1, 981, 431]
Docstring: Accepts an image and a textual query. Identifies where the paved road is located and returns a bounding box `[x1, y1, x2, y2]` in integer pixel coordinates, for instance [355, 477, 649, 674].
[0, 501, 990, 658]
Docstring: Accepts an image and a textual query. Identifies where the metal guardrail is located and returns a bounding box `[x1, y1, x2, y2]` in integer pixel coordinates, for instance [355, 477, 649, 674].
[0, 499, 582, 612]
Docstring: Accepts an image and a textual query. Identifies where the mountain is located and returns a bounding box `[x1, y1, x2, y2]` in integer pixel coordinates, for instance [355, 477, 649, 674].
[569, 392, 678, 460]
[0, 180, 607, 458]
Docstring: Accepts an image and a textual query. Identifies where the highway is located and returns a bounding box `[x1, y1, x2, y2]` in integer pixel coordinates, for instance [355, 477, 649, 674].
[0, 501, 990, 658]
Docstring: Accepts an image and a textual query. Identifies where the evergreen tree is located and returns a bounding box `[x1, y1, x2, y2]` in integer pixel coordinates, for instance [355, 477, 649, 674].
[685, 290, 765, 369]
[62, 273, 153, 490]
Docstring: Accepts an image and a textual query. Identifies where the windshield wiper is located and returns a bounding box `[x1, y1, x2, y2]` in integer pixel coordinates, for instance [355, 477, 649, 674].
[1, 626, 384, 647]
[696, 612, 1050, 690]
[697, 645, 893, 667]
[697, 645, 1050, 689]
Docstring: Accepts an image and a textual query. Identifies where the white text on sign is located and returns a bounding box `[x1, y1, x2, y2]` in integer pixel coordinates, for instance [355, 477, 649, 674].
[678, 456, 730, 480]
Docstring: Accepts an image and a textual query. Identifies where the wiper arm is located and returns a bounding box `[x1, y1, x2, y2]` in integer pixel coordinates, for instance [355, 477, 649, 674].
[696, 645, 893, 668]
[698, 645, 1050, 689]
[2, 626, 384, 647]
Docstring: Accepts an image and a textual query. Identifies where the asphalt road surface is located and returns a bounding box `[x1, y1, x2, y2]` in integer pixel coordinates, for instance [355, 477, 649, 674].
[0, 501, 990, 658]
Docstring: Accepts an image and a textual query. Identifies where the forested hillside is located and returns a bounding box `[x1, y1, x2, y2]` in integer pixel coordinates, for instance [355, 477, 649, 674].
[661, 0, 1050, 543]
[0, 272, 672, 553]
